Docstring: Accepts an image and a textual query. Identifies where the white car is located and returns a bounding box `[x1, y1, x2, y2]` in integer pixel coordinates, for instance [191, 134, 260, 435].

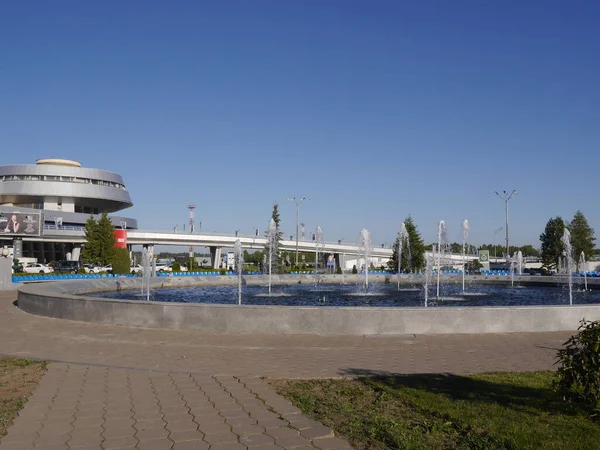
[23, 263, 53, 274]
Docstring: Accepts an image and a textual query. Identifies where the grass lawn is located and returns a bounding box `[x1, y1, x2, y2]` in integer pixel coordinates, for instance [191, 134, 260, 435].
[0, 358, 46, 437]
[273, 371, 600, 450]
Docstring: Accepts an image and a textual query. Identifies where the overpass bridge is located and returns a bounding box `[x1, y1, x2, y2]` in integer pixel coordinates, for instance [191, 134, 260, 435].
[7, 227, 484, 269]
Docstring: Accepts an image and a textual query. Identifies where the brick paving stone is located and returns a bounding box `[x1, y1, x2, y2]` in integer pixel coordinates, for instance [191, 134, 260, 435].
[171, 441, 210, 450]
[239, 433, 275, 447]
[136, 427, 170, 440]
[231, 424, 265, 435]
[202, 432, 240, 445]
[274, 435, 314, 448]
[265, 427, 301, 439]
[68, 434, 104, 447]
[137, 438, 174, 450]
[313, 437, 354, 449]
[209, 443, 247, 450]
[102, 436, 140, 449]
[225, 417, 257, 427]
[165, 420, 198, 432]
[103, 426, 137, 439]
[300, 426, 335, 440]
[196, 421, 231, 434]
[168, 430, 206, 442]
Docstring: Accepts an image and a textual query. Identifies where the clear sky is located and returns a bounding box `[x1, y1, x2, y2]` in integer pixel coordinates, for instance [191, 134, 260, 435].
[1, 1, 598, 248]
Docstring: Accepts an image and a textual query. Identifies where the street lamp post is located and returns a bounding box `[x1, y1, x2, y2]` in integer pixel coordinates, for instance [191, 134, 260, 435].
[495, 190, 518, 257]
[285, 197, 309, 266]
[493, 226, 504, 261]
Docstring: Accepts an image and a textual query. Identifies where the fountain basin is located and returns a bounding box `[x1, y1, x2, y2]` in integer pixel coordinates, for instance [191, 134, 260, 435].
[16, 275, 600, 335]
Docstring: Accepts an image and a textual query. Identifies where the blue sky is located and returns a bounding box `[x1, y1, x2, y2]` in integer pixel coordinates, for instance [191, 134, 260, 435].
[1, 1, 599, 248]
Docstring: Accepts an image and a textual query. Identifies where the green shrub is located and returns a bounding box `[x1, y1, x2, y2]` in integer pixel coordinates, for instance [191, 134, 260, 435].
[336, 267, 343, 274]
[172, 261, 181, 272]
[219, 268, 227, 276]
[555, 319, 600, 412]
[352, 265, 358, 274]
[111, 247, 131, 275]
[77, 267, 87, 274]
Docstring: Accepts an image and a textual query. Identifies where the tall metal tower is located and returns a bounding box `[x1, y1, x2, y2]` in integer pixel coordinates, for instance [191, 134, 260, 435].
[187, 205, 196, 266]
[187, 205, 196, 233]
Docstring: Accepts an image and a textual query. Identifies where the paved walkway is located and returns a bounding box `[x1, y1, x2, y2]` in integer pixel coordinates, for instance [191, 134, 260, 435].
[0, 290, 573, 449]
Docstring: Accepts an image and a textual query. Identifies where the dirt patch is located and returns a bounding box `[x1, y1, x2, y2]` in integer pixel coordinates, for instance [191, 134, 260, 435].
[0, 358, 46, 437]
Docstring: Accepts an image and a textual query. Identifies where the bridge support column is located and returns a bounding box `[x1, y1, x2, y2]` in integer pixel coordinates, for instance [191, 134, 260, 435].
[71, 245, 81, 262]
[210, 247, 222, 269]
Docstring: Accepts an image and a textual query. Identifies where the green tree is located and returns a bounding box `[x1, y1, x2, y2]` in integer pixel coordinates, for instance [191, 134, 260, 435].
[540, 216, 565, 270]
[97, 213, 116, 265]
[389, 216, 425, 272]
[82, 213, 116, 265]
[568, 211, 596, 270]
[81, 215, 99, 264]
[111, 247, 131, 274]
[264, 203, 284, 273]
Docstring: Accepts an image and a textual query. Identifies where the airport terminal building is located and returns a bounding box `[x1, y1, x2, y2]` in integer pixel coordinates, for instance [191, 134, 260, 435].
[0, 159, 137, 262]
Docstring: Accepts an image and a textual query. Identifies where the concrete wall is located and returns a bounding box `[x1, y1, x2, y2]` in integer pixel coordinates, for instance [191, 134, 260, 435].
[16, 275, 600, 336]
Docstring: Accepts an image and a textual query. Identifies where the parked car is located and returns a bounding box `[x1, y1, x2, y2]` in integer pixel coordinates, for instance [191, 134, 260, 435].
[53, 261, 83, 274]
[130, 264, 143, 274]
[23, 263, 54, 274]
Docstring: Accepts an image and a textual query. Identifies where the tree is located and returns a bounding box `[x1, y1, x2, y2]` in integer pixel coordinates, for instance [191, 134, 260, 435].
[568, 211, 596, 270]
[389, 216, 425, 272]
[540, 216, 565, 269]
[111, 247, 131, 274]
[81, 216, 99, 264]
[264, 203, 284, 273]
[81, 213, 116, 266]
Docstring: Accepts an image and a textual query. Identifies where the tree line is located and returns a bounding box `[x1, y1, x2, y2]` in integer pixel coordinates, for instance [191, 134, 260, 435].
[540, 211, 596, 270]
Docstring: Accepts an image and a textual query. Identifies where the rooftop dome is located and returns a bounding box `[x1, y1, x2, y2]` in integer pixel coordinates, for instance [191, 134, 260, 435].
[35, 158, 82, 168]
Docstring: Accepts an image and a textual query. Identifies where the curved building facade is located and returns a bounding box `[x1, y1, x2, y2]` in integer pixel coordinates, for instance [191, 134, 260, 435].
[0, 159, 137, 262]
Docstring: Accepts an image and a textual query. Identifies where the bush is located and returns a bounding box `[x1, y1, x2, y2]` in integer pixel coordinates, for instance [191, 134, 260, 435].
[336, 267, 343, 274]
[111, 247, 131, 275]
[352, 265, 358, 274]
[555, 319, 600, 412]
[172, 261, 181, 272]
[77, 267, 87, 274]
[219, 269, 226, 276]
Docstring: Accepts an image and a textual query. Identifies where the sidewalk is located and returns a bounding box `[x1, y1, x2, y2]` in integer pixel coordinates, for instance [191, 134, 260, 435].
[0, 290, 571, 449]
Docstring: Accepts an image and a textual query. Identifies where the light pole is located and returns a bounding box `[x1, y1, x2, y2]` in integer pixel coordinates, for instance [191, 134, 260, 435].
[492, 226, 504, 261]
[285, 197, 309, 266]
[495, 190, 518, 257]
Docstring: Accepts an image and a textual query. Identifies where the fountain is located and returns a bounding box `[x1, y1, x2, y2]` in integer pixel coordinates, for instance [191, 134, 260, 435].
[562, 228, 573, 305]
[581, 252, 588, 291]
[436, 221, 447, 299]
[267, 218, 277, 295]
[517, 250, 523, 275]
[314, 226, 324, 286]
[140, 247, 152, 301]
[359, 229, 372, 291]
[397, 222, 407, 290]
[510, 252, 517, 287]
[462, 219, 469, 293]
[424, 251, 434, 307]
[234, 239, 244, 304]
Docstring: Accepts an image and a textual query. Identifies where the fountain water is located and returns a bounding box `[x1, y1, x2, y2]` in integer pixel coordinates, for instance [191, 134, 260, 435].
[234, 239, 244, 304]
[580, 252, 588, 291]
[397, 222, 407, 290]
[436, 221, 447, 299]
[462, 219, 469, 293]
[510, 252, 517, 287]
[267, 218, 277, 295]
[314, 227, 324, 286]
[424, 251, 434, 307]
[561, 228, 573, 305]
[140, 247, 152, 301]
[517, 251, 523, 275]
[359, 229, 372, 291]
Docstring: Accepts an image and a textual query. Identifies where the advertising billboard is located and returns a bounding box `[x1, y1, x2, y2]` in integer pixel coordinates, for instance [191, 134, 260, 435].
[0, 212, 42, 236]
